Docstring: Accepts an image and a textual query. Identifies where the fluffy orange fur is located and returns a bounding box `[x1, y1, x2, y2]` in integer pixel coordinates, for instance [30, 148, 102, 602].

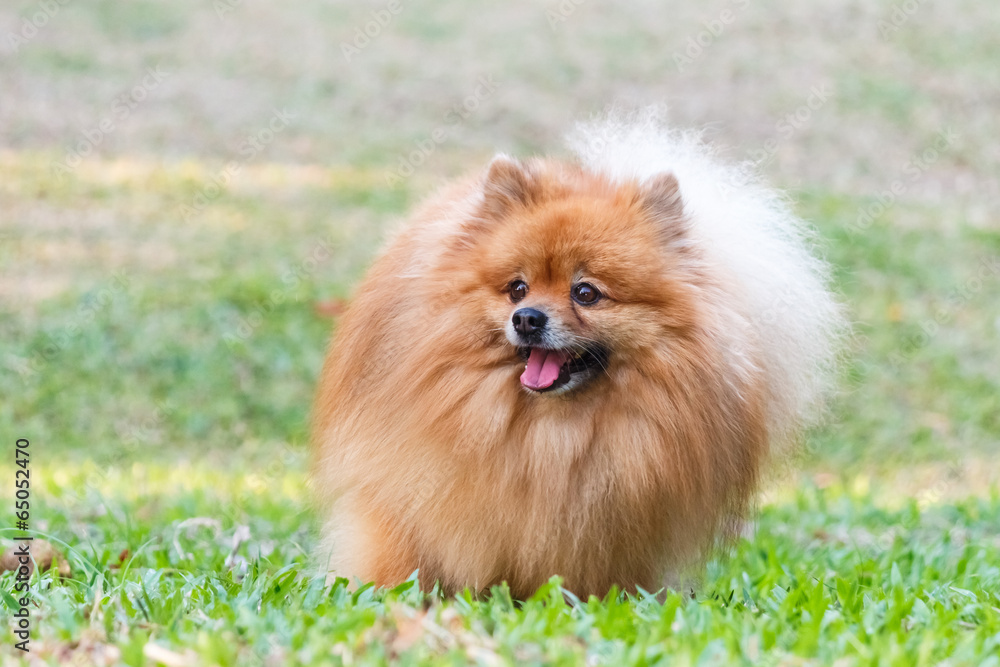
[311, 157, 772, 598]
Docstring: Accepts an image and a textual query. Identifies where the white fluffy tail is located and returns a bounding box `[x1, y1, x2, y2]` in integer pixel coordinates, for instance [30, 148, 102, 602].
[568, 107, 846, 447]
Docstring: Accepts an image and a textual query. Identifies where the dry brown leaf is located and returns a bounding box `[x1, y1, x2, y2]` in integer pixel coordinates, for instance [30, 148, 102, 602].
[314, 298, 349, 318]
[0, 539, 71, 577]
[143, 642, 196, 667]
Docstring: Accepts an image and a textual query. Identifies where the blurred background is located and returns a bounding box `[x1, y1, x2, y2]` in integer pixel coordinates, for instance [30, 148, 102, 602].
[1, 0, 998, 499]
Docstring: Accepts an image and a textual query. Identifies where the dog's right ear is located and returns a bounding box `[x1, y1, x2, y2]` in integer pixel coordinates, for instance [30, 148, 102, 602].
[480, 155, 537, 219]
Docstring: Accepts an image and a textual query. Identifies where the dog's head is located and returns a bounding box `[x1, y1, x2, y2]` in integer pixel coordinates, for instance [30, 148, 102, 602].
[459, 157, 702, 395]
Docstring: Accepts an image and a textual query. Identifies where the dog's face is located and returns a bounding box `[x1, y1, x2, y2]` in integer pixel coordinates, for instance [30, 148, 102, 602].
[462, 158, 700, 395]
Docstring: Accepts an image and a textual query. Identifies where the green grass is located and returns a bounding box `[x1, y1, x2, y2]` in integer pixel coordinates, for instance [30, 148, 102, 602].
[1, 153, 999, 665]
[2, 464, 1000, 665]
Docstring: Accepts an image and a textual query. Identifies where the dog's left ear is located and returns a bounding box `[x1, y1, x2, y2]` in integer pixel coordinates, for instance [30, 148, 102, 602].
[636, 172, 687, 246]
[637, 172, 684, 220]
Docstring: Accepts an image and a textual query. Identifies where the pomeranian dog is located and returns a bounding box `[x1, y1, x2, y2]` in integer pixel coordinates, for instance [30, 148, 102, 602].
[311, 110, 843, 598]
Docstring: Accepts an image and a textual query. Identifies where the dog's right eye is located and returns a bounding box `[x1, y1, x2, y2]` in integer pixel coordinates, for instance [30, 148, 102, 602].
[509, 280, 528, 303]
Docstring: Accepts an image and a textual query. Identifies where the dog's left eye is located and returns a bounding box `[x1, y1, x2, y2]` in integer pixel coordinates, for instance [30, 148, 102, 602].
[571, 282, 601, 305]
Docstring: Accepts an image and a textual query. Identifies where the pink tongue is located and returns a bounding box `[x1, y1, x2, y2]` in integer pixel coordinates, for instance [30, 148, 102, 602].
[520, 348, 569, 390]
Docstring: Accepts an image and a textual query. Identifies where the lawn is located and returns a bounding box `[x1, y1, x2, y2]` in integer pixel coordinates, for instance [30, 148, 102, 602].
[6, 462, 1000, 665]
[1, 152, 999, 665]
[2, 0, 1000, 664]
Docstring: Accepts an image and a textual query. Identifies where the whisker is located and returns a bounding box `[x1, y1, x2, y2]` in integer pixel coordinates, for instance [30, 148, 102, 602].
[569, 334, 612, 377]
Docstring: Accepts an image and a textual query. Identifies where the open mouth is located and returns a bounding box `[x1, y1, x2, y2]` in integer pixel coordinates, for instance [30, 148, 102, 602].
[517, 345, 609, 393]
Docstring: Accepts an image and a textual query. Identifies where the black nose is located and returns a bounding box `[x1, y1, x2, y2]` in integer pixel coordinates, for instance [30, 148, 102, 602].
[512, 308, 547, 337]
